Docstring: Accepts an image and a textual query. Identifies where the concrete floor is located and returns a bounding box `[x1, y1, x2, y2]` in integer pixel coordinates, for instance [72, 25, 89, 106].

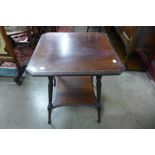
[0, 71, 155, 129]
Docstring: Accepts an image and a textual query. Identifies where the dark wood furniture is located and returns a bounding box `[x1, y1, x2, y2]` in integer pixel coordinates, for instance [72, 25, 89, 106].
[115, 26, 138, 56]
[0, 27, 19, 64]
[0, 26, 27, 84]
[26, 26, 58, 49]
[115, 26, 155, 68]
[26, 32, 125, 124]
[114, 26, 155, 82]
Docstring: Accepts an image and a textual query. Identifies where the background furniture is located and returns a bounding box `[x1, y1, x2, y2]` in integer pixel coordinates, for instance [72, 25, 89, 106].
[87, 26, 102, 32]
[0, 27, 19, 65]
[0, 26, 23, 84]
[27, 26, 58, 49]
[0, 26, 33, 85]
[111, 26, 155, 82]
[27, 26, 105, 49]
[115, 26, 155, 69]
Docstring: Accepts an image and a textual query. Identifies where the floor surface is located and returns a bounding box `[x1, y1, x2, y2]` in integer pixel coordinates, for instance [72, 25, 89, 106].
[0, 71, 155, 129]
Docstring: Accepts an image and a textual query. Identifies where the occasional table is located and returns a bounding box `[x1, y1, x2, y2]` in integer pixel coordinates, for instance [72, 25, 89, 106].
[26, 32, 125, 124]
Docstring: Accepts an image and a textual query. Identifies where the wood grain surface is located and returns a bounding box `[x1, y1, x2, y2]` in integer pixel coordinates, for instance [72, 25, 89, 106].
[26, 32, 125, 76]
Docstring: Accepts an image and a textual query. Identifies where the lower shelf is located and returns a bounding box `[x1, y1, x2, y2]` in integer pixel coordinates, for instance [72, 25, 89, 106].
[52, 76, 97, 108]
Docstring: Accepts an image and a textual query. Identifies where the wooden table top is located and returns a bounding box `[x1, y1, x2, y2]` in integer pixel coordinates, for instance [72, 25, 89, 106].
[26, 32, 125, 76]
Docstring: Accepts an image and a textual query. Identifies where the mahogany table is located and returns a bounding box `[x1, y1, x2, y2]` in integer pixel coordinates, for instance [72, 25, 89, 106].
[26, 32, 125, 124]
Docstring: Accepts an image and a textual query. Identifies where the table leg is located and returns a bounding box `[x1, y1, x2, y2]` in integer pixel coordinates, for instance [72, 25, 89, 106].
[96, 75, 102, 123]
[53, 77, 56, 87]
[48, 76, 54, 124]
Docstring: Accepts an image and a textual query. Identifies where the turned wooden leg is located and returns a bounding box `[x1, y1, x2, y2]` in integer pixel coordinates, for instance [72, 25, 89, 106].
[14, 66, 26, 85]
[53, 77, 56, 87]
[96, 75, 102, 123]
[48, 76, 54, 124]
[97, 107, 101, 123]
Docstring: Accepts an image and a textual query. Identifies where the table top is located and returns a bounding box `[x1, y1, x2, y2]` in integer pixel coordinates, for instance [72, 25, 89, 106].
[26, 32, 125, 76]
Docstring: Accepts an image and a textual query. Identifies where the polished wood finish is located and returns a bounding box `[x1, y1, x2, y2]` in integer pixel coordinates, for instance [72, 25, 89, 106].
[53, 76, 96, 107]
[27, 32, 125, 76]
[26, 32, 125, 123]
[51, 76, 102, 122]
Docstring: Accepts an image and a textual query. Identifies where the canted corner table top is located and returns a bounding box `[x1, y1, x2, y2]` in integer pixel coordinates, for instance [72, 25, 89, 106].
[26, 32, 125, 76]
